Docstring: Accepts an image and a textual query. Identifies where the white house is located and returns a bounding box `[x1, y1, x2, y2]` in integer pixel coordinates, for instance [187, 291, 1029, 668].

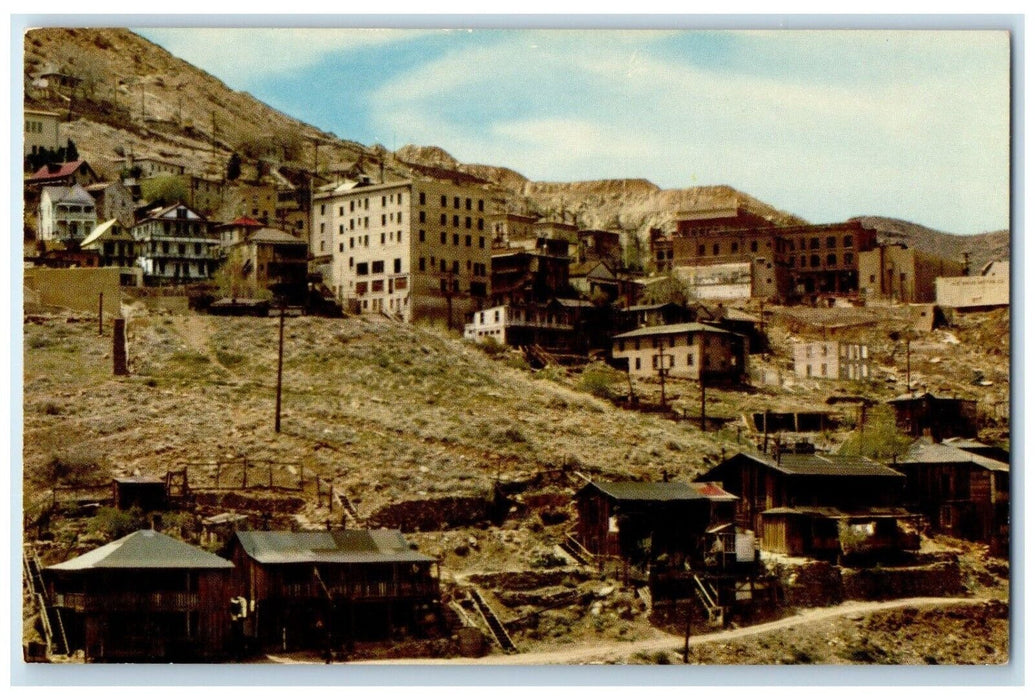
[38, 184, 97, 243]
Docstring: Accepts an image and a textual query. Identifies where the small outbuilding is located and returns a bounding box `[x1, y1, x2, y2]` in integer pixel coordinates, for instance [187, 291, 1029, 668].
[887, 392, 978, 441]
[112, 475, 167, 511]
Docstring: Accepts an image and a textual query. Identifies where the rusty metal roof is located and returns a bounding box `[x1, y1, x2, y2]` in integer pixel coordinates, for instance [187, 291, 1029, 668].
[580, 480, 738, 503]
[234, 530, 435, 565]
[899, 439, 1009, 472]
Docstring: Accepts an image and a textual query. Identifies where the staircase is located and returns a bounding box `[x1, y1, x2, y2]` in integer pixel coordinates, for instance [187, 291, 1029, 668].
[23, 546, 69, 656]
[692, 574, 724, 627]
[468, 588, 517, 653]
[559, 533, 595, 566]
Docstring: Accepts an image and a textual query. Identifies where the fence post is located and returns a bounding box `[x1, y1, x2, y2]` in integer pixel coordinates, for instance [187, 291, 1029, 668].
[242, 457, 248, 489]
[215, 461, 220, 489]
[269, 461, 273, 488]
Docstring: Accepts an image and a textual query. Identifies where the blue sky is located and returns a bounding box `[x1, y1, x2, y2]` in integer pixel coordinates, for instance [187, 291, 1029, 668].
[136, 27, 1010, 235]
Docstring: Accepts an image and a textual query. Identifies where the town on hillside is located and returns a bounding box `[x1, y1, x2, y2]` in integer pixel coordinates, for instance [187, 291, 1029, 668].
[21, 39, 1010, 667]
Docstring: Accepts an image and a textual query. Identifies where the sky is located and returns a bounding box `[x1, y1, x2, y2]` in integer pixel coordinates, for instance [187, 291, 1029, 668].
[134, 27, 1011, 235]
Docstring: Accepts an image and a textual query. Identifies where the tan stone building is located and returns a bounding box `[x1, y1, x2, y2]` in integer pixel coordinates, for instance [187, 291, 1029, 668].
[858, 244, 966, 303]
[612, 322, 747, 381]
[312, 178, 499, 325]
[935, 261, 1010, 309]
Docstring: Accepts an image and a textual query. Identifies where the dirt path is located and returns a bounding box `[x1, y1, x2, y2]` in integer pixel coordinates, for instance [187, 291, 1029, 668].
[330, 596, 989, 666]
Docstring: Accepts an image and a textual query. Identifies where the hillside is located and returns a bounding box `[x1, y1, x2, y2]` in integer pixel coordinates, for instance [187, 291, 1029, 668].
[852, 217, 1010, 273]
[23, 26, 1008, 261]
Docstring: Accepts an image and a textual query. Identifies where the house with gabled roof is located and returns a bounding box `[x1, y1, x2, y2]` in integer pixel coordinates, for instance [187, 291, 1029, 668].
[131, 201, 219, 284]
[37, 184, 97, 244]
[896, 438, 1009, 548]
[697, 449, 919, 561]
[26, 160, 100, 188]
[44, 529, 234, 662]
[228, 529, 440, 651]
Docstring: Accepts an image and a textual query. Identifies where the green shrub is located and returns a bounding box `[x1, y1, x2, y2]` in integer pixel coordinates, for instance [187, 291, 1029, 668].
[579, 364, 621, 400]
[47, 451, 103, 484]
[90, 507, 148, 540]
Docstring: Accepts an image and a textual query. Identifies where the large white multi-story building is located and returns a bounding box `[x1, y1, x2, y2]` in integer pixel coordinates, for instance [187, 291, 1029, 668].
[312, 177, 499, 325]
[38, 184, 97, 244]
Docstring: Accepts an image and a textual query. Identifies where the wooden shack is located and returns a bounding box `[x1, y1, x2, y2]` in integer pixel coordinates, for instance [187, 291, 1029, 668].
[228, 529, 441, 651]
[897, 438, 1010, 549]
[112, 476, 167, 511]
[697, 451, 917, 561]
[574, 480, 738, 568]
[887, 392, 978, 441]
[45, 529, 234, 662]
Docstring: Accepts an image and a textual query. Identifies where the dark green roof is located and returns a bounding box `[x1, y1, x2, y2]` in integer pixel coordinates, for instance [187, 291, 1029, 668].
[703, 451, 905, 479]
[48, 530, 233, 571]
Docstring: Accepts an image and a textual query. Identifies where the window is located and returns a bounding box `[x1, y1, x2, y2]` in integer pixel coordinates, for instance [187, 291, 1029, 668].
[393, 258, 402, 273]
[381, 233, 386, 245]
[810, 237, 820, 249]
[339, 243, 344, 252]
[419, 192, 426, 205]
[477, 219, 484, 231]
[465, 198, 472, 210]
[750, 241, 758, 252]
[372, 280, 384, 292]
[687, 353, 694, 366]
[350, 201, 355, 212]
[320, 204, 325, 215]
[356, 262, 369, 275]
[419, 211, 426, 223]
[440, 259, 446, 272]
[844, 235, 853, 248]
[479, 236, 485, 248]
[844, 253, 854, 265]
[731, 242, 739, 254]
[339, 207, 344, 216]
[382, 196, 387, 207]
[712, 243, 720, 255]
[372, 261, 385, 274]
[453, 215, 459, 227]
[465, 217, 472, 229]
[635, 358, 641, 371]
[419, 257, 426, 271]
[453, 233, 460, 245]
[454, 197, 460, 209]
[465, 235, 472, 247]
[382, 214, 387, 226]
[810, 255, 820, 267]
[698, 244, 705, 256]
[826, 236, 836, 248]
[419, 230, 426, 242]
[441, 232, 447, 244]
[441, 195, 447, 207]
[356, 281, 368, 294]
[440, 214, 447, 225]
[827, 253, 837, 266]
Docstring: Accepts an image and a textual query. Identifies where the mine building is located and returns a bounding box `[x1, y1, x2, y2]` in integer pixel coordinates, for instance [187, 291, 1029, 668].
[611, 322, 748, 383]
[896, 438, 1010, 550]
[228, 529, 441, 652]
[45, 529, 234, 662]
[112, 475, 167, 511]
[697, 448, 919, 562]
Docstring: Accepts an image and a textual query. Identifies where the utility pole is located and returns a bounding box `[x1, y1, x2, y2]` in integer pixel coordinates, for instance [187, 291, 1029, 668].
[654, 344, 672, 409]
[444, 270, 455, 331]
[700, 375, 707, 431]
[274, 301, 286, 433]
[906, 337, 911, 395]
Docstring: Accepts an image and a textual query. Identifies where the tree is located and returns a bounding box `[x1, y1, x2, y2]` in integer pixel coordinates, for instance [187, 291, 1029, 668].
[140, 174, 188, 206]
[640, 273, 692, 307]
[838, 404, 912, 462]
[226, 152, 241, 181]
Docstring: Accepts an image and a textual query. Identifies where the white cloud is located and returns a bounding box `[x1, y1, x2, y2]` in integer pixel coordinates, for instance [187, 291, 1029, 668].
[368, 30, 1009, 233]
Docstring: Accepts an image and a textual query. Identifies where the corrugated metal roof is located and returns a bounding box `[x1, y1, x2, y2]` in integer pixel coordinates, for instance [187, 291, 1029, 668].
[249, 228, 305, 244]
[762, 506, 918, 519]
[899, 439, 1009, 472]
[613, 322, 734, 340]
[80, 218, 118, 248]
[48, 530, 233, 571]
[719, 451, 905, 478]
[234, 530, 436, 565]
[582, 481, 738, 503]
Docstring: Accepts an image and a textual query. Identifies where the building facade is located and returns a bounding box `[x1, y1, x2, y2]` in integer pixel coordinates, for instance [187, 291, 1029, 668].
[612, 322, 748, 382]
[38, 184, 97, 244]
[312, 178, 498, 325]
[24, 108, 65, 158]
[793, 341, 871, 381]
[132, 202, 219, 283]
[935, 261, 1010, 309]
[858, 244, 967, 303]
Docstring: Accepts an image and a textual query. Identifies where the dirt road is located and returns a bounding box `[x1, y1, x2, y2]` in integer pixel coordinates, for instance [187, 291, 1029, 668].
[333, 596, 988, 665]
